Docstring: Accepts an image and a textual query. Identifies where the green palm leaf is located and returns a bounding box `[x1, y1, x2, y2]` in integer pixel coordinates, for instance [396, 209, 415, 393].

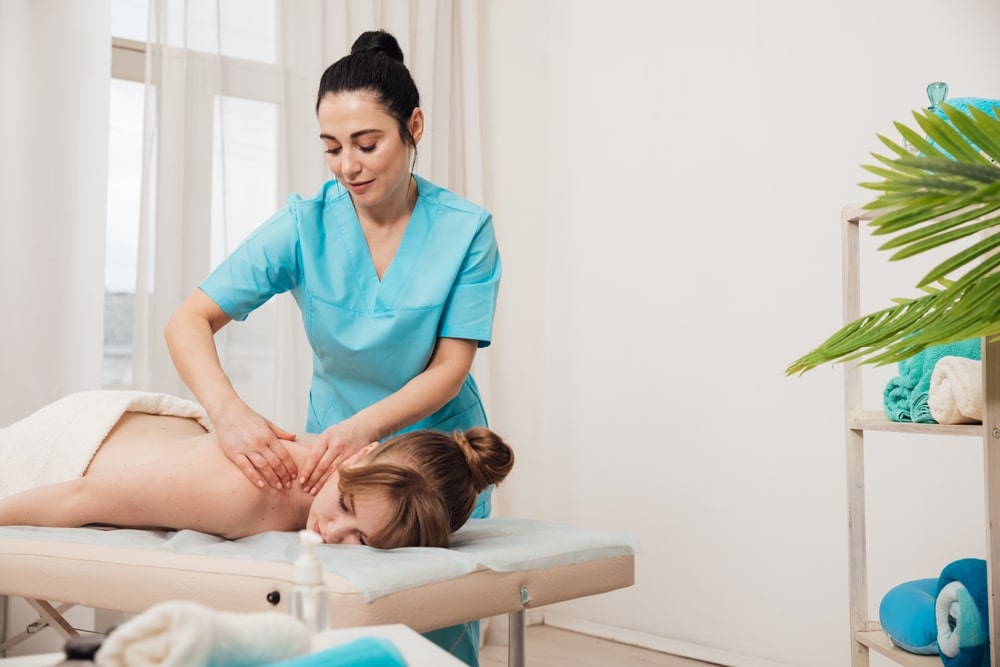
[787, 101, 1000, 375]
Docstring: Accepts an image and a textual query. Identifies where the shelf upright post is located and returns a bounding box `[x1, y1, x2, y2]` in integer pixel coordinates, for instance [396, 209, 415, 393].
[983, 335, 1000, 666]
[843, 207, 869, 667]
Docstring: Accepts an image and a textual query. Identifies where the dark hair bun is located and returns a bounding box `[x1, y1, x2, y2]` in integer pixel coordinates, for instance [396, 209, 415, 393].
[454, 427, 515, 492]
[350, 29, 405, 63]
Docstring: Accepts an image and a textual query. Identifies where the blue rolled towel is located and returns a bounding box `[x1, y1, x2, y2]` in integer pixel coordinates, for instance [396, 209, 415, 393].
[883, 338, 981, 423]
[936, 558, 990, 667]
[264, 637, 407, 667]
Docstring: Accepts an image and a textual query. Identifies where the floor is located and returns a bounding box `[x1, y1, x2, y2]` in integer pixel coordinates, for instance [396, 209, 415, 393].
[479, 625, 720, 667]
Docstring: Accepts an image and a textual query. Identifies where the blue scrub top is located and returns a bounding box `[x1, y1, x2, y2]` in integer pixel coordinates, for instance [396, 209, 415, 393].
[199, 174, 501, 435]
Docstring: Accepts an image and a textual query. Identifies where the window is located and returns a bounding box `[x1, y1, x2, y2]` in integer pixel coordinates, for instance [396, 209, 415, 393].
[105, 0, 149, 386]
[106, 0, 281, 396]
[211, 95, 278, 267]
[210, 94, 281, 411]
[103, 78, 146, 386]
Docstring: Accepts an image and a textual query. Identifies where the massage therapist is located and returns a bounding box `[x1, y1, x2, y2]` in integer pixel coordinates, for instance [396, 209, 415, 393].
[165, 29, 502, 504]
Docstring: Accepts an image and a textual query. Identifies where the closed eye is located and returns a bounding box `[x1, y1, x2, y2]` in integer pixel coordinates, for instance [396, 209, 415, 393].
[358, 144, 376, 153]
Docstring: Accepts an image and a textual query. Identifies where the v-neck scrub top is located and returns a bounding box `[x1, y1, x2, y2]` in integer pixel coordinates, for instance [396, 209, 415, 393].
[199, 174, 502, 436]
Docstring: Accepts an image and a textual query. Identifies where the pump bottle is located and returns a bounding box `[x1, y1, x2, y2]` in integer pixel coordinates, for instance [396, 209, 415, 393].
[290, 529, 329, 633]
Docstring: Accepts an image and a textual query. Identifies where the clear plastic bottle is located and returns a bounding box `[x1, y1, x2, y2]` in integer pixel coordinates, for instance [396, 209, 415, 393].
[289, 529, 329, 633]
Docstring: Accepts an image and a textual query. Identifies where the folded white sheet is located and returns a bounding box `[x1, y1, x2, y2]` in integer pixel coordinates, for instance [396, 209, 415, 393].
[929, 356, 983, 424]
[95, 600, 310, 667]
[0, 390, 211, 499]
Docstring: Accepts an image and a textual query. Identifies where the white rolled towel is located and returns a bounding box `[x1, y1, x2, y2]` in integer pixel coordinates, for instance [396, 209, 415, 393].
[929, 356, 983, 425]
[95, 601, 311, 667]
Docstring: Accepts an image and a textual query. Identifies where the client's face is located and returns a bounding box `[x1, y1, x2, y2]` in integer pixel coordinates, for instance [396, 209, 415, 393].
[307, 470, 392, 545]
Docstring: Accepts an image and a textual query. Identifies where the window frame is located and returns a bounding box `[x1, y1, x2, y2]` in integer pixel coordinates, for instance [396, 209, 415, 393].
[106, 36, 286, 392]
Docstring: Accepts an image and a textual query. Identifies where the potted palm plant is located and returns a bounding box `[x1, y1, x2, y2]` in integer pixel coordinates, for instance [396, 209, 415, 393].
[787, 92, 1000, 375]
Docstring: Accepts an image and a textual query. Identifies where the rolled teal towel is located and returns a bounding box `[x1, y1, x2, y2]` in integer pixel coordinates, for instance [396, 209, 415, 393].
[883, 339, 981, 423]
[936, 558, 990, 667]
[264, 637, 407, 667]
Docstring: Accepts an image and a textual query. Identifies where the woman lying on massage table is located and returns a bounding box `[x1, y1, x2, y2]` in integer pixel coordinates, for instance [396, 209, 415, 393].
[0, 396, 514, 549]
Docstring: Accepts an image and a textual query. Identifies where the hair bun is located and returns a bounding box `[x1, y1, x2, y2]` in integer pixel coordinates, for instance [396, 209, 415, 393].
[350, 29, 405, 63]
[454, 428, 515, 492]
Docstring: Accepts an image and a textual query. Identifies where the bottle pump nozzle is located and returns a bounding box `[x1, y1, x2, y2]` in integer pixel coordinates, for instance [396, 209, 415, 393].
[295, 529, 323, 585]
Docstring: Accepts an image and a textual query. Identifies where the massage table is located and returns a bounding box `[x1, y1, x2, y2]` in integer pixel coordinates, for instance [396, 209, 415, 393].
[0, 517, 638, 666]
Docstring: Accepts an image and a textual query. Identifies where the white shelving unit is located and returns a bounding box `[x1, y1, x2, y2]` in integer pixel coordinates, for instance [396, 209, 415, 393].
[842, 204, 1000, 666]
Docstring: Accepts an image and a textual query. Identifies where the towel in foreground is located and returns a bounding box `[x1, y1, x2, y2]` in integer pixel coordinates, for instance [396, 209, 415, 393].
[95, 600, 311, 667]
[267, 637, 406, 667]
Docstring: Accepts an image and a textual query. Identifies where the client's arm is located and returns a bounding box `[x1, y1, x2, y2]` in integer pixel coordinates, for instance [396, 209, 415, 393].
[0, 478, 133, 530]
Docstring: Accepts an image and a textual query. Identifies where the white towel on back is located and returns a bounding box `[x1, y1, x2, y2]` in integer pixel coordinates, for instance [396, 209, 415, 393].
[929, 356, 983, 425]
[0, 390, 210, 499]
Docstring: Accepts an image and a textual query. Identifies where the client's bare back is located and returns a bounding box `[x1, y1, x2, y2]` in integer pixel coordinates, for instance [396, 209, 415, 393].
[85, 413, 213, 475]
[0, 412, 313, 538]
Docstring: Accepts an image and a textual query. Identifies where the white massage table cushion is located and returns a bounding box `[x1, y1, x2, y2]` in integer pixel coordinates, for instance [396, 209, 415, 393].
[0, 518, 638, 632]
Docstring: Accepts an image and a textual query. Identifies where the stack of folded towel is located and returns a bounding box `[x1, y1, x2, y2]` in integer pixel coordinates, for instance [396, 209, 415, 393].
[883, 339, 981, 424]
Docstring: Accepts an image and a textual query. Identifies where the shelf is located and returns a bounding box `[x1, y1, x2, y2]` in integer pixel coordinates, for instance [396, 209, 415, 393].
[843, 204, 877, 223]
[855, 631, 940, 666]
[849, 410, 981, 436]
[843, 203, 1000, 667]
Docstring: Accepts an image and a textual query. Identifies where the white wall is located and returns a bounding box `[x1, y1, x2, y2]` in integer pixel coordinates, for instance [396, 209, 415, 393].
[0, 1, 110, 654]
[481, 1, 1000, 665]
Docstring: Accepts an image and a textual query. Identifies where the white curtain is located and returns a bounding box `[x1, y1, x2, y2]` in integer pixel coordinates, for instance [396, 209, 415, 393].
[0, 1, 111, 425]
[136, 0, 491, 429]
[0, 1, 111, 652]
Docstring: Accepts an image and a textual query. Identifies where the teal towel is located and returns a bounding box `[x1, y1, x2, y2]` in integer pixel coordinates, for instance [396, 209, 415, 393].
[883, 355, 921, 422]
[936, 558, 990, 667]
[883, 339, 981, 423]
[264, 637, 407, 667]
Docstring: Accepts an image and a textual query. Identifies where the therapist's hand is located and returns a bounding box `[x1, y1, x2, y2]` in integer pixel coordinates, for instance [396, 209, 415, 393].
[212, 400, 298, 490]
[299, 423, 370, 495]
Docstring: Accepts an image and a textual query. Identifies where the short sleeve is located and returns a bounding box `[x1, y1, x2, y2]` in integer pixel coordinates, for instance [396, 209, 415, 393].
[438, 213, 502, 347]
[199, 205, 302, 321]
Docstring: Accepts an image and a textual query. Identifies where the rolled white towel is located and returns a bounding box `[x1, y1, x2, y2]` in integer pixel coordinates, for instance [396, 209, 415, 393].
[929, 356, 983, 425]
[95, 601, 311, 667]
